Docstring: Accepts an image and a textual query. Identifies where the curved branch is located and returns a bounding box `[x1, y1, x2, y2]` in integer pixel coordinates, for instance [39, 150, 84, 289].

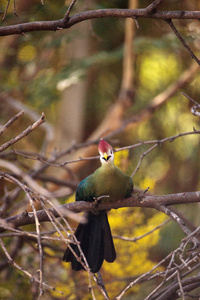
[1, 8, 200, 36]
[155, 275, 200, 300]
[1, 190, 200, 232]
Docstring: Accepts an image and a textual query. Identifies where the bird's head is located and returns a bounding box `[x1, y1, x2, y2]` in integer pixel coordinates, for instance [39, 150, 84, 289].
[98, 139, 114, 165]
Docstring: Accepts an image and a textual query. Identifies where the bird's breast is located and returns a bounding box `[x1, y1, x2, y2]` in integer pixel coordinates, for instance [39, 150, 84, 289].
[93, 167, 132, 202]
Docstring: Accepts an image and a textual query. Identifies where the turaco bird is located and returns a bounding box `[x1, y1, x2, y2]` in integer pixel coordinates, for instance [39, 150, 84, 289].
[63, 139, 133, 273]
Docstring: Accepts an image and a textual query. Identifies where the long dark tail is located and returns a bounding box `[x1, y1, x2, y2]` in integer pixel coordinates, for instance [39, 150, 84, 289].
[63, 212, 116, 273]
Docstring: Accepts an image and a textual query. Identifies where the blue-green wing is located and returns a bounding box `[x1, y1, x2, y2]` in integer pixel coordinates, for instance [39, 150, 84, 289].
[76, 174, 96, 202]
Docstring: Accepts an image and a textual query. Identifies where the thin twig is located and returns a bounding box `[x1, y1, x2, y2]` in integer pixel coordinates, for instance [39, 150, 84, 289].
[8, 129, 200, 174]
[113, 219, 170, 242]
[181, 92, 200, 117]
[2, 0, 10, 21]
[177, 270, 186, 300]
[11, 149, 99, 167]
[63, 0, 78, 24]
[0, 238, 63, 295]
[146, 0, 164, 14]
[39, 201, 107, 299]
[156, 205, 200, 246]
[181, 92, 200, 107]
[116, 252, 173, 299]
[0, 110, 24, 136]
[131, 144, 158, 177]
[13, 0, 18, 18]
[117, 130, 200, 153]
[1, 174, 45, 297]
[166, 19, 200, 66]
[0, 94, 54, 143]
[0, 172, 103, 298]
[97, 272, 109, 300]
[0, 113, 45, 153]
[26, 191, 44, 297]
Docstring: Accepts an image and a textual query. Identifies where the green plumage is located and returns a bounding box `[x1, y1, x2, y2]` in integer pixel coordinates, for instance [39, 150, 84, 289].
[63, 140, 133, 273]
[76, 164, 133, 203]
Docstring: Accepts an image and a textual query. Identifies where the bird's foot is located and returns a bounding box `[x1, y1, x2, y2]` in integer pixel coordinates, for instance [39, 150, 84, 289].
[91, 196, 102, 214]
[91, 195, 109, 214]
[92, 196, 102, 207]
[138, 187, 150, 203]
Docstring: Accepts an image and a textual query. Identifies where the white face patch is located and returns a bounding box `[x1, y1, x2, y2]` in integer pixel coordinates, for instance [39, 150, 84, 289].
[100, 150, 114, 165]
[98, 139, 114, 165]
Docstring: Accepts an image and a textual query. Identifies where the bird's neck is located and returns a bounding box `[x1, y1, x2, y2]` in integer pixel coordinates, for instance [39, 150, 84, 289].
[100, 160, 115, 171]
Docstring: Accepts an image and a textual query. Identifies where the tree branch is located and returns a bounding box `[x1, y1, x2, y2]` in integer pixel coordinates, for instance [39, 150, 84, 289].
[0, 94, 54, 143]
[63, 0, 78, 24]
[1, 190, 200, 232]
[0, 238, 64, 295]
[0, 112, 45, 153]
[0, 110, 24, 136]
[145, 0, 164, 14]
[1, 7, 200, 36]
[155, 275, 200, 300]
[166, 19, 200, 65]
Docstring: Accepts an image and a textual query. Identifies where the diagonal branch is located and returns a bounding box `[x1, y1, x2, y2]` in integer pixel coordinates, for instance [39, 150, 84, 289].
[63, 0, 78, 24]
[0, 110, 24, 136]
[0, 94, 54, 143]
[145, 0, 164, 14]
[0, 113, 45, 153]
[166, 19, 200, 66]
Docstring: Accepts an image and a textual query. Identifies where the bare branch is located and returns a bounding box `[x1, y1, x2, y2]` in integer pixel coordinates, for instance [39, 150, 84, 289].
[177, 270, 186, 300]
[113, 219, 170, 242]
[0, 238, 64, 295]
[145, 0, 164, 14]
[181, 92, 200, 107]
[96, 272, 109, 300]
[8, 128, 200, 175]
[166, 19, 200, 66]
[155, 205, 200, 245]
[0, 113, 45, 153]
[116, 252, 173, 300]
[63, 0, 78, 24]
[155, 275, 200, 300]
[26, 190, 44, 296]
[0, 94, 54, 143]
[0, 110, 24, 136]
[1, 188, 200, 232]
[131, 144, 157, 177]
[1, 7, 200, 37]
[183, 93, 200, 117]
[2, 0, 10, 21]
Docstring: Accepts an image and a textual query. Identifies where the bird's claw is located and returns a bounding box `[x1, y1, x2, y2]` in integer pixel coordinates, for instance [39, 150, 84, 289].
[138, 187, 149, 203]
[91, 196, 101, 214]
[91, 195, 110, 214]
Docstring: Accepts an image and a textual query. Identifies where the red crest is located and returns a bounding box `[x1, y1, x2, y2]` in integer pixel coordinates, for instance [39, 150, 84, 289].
[98, 139, 112, 154]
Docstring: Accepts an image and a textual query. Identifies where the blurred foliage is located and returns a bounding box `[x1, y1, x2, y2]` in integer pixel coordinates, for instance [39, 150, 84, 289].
[1, 0, 200, 299]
